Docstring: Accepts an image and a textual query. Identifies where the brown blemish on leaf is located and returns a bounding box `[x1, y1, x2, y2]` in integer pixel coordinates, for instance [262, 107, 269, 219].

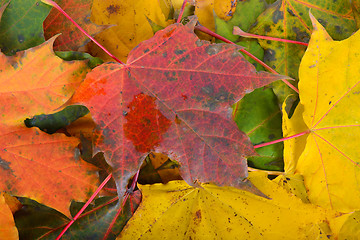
[193, 209, 202, 225]
[272, 9, 284, 24]
[106, 4, 120, 15]
[0, 157, 11, 171]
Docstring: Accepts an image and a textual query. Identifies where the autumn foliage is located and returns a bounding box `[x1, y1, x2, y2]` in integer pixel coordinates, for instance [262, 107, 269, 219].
[1, 0, 360, 239]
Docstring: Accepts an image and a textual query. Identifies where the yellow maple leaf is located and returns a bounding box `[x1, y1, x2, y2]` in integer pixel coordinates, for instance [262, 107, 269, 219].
[195, 0, 236, 31]
[283, 14, 360, 212]
[88, 0, 172, 62]
[118, 172, 335, 239]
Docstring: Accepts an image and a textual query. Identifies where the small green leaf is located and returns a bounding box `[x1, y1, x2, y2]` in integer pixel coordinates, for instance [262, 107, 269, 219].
[233, 88, 284, 171]
[0, 0, 51, 55]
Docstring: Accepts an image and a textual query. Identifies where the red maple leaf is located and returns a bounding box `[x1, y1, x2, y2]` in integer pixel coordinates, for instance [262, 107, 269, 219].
[70, 17, 286, 197]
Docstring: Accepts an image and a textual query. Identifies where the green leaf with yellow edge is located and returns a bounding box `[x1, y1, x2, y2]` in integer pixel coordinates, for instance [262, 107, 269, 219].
[0, 0, 51, 55]
[119, 172, 335, 239]
[283, 14, 360, 212]
[88, 0, 173, 62]
[0, 194, 18, 240]
[250, 0, 359, 102]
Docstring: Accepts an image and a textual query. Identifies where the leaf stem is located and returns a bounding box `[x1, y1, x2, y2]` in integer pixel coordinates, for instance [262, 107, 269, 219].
[194, 25, 299, 94]
[41, 0, 123, 64]
[233, 26, 308, 46]
[253, 130, 310, 149]
[102, 169, 140, 240]
[177, 0, 188, 24]
[55, 173, 113, 240]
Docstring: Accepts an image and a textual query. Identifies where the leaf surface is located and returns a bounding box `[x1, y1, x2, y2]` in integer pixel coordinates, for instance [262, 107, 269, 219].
[119, 172, 333, 239]
[0, 194, 18, 240]
[234, 88, 283, 171]
[43, 0, 105, 51]
[88, 0, 172, 62]
[284, 15, 360, 212]
[0, 37, 98, 216]
[14, 193, 140, 240]
[250, 0, 358, 102]
[0, 0, 51, 55]
[70, 18, 285, 198]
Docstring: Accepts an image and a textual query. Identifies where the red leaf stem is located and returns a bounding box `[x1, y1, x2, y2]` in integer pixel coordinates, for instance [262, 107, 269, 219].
[177, 0, 188, 24]
[41, 0, 123, 64]
[102, 170, 140, 240]
[233, 26, 308, 46]
[254, 130, 310, 149]
[56, 173, 113, 240]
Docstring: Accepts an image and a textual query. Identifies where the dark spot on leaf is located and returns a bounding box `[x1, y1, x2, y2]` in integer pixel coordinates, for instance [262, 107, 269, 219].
[335, 25, 342, 34]
[0, 157, 11, 171]
[272, 9, 284, 24]
[162, 52, 167, 58]
[292, 27, 309, 42]
[286, 8, 296, 17]
[264, 49, 276, 62]
[178, 55, 189, 63]
[317, 19, 327, 27]
[286, 177, 290, 180]
[18, 35, 24, 43]
[193, 210, 202, 225]
[201, 84, 214, 95]
[36, 2, 39, 6]
[268, 134, 275, 140]
[195, 40, 203, 47]
[123, 111, 128, 116]
[144, 48, 150, 53]
[175, 49, 186, 55]
[11, 62, 18, 69]
[267, 40, 271, 44]
[106, 4, 120, 15]
[329, 101, 332, 105]
[164, 71, 177, 81]
[264, 25, 271, 33]
[205, 45, 220, 56]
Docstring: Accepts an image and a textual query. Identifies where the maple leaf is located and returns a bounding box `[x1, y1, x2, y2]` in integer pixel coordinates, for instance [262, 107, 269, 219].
[283, 15, 360, 212]
[0, 37, 98, 216]
[87, 0, 173, 62]
[14, 193, 141, 239]
[43, 0, 106, 51]
[250, 0, 358, 102]
[119, 172, 333, 239]
[70, 17, 286, 198]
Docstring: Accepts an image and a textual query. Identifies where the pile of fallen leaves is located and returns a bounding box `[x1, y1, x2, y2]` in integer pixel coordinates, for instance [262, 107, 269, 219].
[1, 0, 360, 239]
